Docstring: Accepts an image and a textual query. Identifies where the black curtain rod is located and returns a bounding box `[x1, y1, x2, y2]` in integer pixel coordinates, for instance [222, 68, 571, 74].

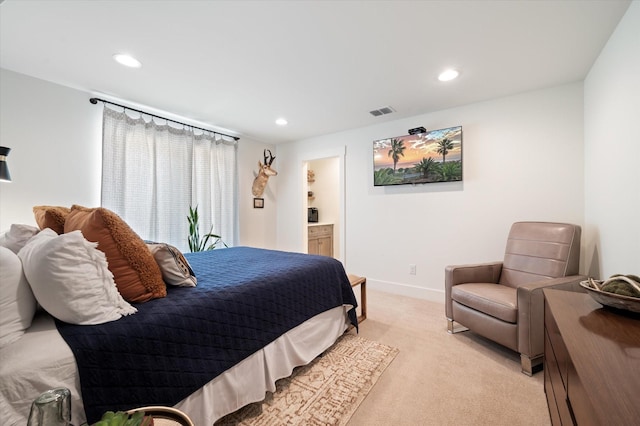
[89, 97, 240, 141]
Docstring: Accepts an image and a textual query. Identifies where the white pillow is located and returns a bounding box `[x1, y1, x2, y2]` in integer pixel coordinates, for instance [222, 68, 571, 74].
[0, 247, 37, 348]
[147, 242, 197, 287]
[0, 224, 39, 254]
[17, 229, 137, 325]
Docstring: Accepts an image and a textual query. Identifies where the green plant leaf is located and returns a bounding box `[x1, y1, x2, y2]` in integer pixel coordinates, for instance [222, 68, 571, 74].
[188, 205, 226, 252]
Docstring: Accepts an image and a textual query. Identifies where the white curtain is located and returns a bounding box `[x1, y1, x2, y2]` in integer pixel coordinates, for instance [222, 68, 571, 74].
[101, 107, 238, 251]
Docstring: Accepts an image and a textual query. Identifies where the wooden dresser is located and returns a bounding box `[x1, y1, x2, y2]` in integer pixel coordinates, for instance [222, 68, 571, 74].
[308, 224, 333, 257]
[543, 289, 640, 425]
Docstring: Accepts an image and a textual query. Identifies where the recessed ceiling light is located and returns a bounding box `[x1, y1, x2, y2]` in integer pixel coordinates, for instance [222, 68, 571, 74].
[275, 118, 288, 126]
[113, 54, 142, 68]
[438, 69, 459, 82]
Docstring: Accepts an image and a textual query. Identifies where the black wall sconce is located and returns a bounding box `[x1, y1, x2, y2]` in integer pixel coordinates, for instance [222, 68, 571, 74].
[0, 147, 11, 182]
[408, 127, 426, 135]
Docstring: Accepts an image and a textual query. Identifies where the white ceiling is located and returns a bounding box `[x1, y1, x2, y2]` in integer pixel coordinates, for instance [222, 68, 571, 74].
[0, 0, 631, 144]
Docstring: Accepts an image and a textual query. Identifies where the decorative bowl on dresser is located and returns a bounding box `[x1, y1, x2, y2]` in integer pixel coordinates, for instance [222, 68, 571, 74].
[579, 276, 640, 313]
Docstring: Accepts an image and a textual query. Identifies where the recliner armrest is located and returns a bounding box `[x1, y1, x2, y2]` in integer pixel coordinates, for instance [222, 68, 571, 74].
[516, 275, 587, 357]
[445, 262, 503, 318]
[445, 262, 503, 286]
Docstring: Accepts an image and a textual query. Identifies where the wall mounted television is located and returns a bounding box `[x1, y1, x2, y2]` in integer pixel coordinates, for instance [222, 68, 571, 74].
[373, 125, 462, 186]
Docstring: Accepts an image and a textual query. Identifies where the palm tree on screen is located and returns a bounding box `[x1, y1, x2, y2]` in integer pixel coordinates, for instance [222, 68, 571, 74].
[436, 138, 454, 163]
[374, 168, 403, 185]
[414, 157, 436, 178]
[388, 138, 405, 172]
[436, 161, 462, 181]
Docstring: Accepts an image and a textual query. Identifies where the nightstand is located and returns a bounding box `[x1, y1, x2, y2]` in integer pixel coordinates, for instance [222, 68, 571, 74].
[347, 274, 367, 323]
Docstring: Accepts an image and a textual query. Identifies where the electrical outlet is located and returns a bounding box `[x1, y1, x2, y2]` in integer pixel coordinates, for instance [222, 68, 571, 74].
[409, 264, 416, 275]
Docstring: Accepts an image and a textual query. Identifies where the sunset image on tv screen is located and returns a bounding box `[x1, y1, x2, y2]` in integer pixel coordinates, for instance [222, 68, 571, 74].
[373, 126, 462, 186]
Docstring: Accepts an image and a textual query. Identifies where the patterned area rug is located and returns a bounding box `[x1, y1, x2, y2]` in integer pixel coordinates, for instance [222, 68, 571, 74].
[215, 334, 399, 425]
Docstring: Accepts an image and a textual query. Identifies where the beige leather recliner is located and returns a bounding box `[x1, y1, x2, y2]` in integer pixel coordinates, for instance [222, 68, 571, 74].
[445, 222, 585, 375]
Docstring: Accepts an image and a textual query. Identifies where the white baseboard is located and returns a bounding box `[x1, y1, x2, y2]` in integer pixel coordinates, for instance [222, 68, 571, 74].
[366, 279, 445, 304]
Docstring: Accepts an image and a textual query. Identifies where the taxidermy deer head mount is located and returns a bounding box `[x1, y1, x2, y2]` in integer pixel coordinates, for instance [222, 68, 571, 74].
[252, 149, 277, 197]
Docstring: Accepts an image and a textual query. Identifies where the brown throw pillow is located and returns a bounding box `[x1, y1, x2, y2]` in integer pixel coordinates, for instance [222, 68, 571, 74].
[33, 205, 71, 234]
[64, 205, 166, 303]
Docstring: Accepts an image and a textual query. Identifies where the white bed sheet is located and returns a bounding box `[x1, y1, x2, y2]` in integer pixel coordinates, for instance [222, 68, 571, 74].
[0, 306, 351, 426]
[0, 311, 85, 426]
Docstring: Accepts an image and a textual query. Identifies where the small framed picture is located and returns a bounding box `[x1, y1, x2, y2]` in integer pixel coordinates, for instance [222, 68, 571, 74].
[253, 198, 264, 208]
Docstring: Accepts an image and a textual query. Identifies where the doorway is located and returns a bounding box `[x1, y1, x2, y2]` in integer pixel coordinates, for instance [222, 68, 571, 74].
[306, 157, 340, 258]
[301, 147, 346, 265]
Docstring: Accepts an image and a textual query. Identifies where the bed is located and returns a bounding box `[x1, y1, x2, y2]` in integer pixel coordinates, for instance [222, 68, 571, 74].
[0, 246, 358, 425]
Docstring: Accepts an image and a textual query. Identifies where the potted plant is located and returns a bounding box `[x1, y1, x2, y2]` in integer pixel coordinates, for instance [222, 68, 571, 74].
[187, 205, 227, 252]
[92, 410, 153, 426]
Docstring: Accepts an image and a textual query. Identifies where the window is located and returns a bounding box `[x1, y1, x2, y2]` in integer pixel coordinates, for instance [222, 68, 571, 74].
[101, 107, 237, 251]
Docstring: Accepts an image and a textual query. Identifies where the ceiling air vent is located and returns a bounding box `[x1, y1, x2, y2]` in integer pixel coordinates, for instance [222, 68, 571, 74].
[369, 106, 395, 117]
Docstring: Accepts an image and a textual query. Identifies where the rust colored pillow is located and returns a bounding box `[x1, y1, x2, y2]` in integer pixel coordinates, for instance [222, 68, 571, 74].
[64, 205, 166, 303]
[33, 205, 71, 234]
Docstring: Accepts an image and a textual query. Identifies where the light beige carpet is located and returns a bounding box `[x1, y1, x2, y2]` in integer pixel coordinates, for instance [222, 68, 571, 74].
[349, 289, 551, 426]
[215, 334, 399, 425]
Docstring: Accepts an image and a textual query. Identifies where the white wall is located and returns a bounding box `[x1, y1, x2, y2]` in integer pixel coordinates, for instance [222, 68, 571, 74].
[584, 1, 640, 279]
[0, 69, 102, 228]
[240, 144, 277, 249]
[0, 69, 276, 248]
[277, 83, 585, 301]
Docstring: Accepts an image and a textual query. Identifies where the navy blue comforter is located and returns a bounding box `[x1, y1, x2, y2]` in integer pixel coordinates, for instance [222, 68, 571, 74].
[55, 247, 357, 423]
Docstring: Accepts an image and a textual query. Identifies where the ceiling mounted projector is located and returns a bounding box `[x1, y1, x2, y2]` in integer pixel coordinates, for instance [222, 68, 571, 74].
[408, 126, 426, 135]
